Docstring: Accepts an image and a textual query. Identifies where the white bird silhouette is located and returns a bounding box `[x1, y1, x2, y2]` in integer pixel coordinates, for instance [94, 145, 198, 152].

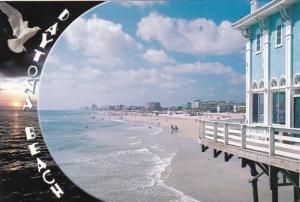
[0, 2, 40, 53]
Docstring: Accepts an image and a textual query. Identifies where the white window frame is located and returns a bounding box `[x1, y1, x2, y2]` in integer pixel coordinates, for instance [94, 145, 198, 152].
[275, 18, 283, 48]
[252, 92, 264, 123]
[271, 89, 286, 126]
[255, 29, 262, 54]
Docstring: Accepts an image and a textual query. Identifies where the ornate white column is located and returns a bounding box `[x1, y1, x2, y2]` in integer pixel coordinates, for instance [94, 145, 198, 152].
[262, 29, 270, 126]
[246, 38, 252, 124]
[285, 19, 292, 128]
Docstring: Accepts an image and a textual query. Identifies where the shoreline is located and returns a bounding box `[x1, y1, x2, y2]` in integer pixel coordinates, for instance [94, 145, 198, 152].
[108, 113, 293, 202]
[118, 114, 201, 142]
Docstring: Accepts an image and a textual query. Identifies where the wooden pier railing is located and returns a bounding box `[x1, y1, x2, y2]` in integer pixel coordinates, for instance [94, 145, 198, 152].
[199, 120, 300, 160]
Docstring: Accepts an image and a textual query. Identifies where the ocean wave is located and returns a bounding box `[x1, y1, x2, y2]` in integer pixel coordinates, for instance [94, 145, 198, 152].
[150, 127, 163, 136]
[146, 152, 176, 182]
[149, 145, 159, 149]
[112, 119, 126, 123]
[113, 148, 150, 156]
[145, 152, 201, 202]
[129, 141, 142, 145]
[161, 182, 202, 202]
[127, 125, 149, 130]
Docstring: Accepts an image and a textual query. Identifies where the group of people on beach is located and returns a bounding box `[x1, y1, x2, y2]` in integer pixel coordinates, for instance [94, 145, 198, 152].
[171, 125, 178, 134]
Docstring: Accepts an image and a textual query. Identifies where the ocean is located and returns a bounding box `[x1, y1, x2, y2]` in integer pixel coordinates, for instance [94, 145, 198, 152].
[2, 110, 293, 202]
[0, 110, 100, 201]
[39, 110, 201, 202]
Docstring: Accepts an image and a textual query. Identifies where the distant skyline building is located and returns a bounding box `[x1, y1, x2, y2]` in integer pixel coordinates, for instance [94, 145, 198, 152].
[183, 102, 192, 110]
[191, 100, 201, 109]
[145, 102, 161, 111]
[217, 102, 234, 113]
[91, 104, 97, 110]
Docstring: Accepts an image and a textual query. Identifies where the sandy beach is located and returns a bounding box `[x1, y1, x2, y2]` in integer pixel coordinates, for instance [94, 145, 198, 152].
[122, 114, 201, 141]
[115, 113, 293, 202]
[119, 113, 244, 142]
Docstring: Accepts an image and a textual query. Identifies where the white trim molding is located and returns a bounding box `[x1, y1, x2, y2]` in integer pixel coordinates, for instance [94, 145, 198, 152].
[284, 17, 292, 128]
[246, 39, 252, 124]
[262, 28, 270, 126]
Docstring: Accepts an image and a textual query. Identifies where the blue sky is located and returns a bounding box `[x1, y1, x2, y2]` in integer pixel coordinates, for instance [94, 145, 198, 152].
[39, 0, 261, 109]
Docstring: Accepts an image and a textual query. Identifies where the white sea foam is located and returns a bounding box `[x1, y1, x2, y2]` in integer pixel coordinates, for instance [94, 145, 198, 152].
[127, 125, 149, 130]
[112, 119, 126, 123]
[129, 141, 142, 145]
[161, 183, 202, 202]
[144, 151, 201, 202]
[150, 127, 163, 136]
[150, 144, 159, 149]
[113, 148, 150, 156]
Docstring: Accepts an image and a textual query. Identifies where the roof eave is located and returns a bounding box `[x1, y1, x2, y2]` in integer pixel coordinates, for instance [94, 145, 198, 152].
[232, 0, 296, 30]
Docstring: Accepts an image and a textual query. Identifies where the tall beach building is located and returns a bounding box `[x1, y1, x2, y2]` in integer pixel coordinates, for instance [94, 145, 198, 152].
[233, 0, 300, 129]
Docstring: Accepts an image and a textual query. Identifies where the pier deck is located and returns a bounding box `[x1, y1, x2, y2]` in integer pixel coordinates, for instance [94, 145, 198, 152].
[199, 120, 300, 202]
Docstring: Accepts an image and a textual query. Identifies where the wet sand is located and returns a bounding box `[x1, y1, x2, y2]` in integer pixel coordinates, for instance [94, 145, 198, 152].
[166, 137, 293, 202]
[120, 114, 293, 202]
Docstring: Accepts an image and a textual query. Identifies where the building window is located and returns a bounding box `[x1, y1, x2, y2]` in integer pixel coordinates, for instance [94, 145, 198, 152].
[272, 91, 286, 125]
[253, 93, 264, 123]
[294, 74, 300, 86]
[276, 25, 282, 46]
[252, 82, 258, 90]
[256, 33, 261, 53]
[279, 77, 286, 87]
[275, 19, 282, 47]
[271, 78, 278, 89]
[259, 80, 264, 89]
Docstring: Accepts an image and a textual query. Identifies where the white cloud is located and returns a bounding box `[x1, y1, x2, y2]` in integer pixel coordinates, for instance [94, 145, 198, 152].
[39, 58, 188, 109]
[143, 49, 176, 65]
[64, 16, 143, 67]
[137, 12, 244, 55]
[163, 61, 245, 85]
[46, 54, 62, 65]
[39, 10, 246, 109]
[119, 0, 165, 7]
[0, 74, 25, 91]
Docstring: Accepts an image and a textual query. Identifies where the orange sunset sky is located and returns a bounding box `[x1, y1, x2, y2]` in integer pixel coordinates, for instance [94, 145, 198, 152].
[0, 77, 37, 110]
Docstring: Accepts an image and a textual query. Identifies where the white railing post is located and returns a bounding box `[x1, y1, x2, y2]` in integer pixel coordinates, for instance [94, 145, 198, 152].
[213, 122, 217, 143]
[224, 123, 229, 145]
[241, 124, 246, 150]
[199, 120, 202, 140]
[201, 121, 206, 140]
[269, 127, 275, 156]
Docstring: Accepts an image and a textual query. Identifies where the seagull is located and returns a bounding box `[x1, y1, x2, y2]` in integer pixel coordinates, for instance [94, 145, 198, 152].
[0, 2, 40, 53]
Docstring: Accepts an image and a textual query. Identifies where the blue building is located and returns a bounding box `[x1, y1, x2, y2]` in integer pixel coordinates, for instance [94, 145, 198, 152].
[233, 0, 300, 129]
[198, 3, 300, 198]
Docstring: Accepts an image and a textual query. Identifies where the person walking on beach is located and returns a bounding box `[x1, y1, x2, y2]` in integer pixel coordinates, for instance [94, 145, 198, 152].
[171, 125, 174, 134]
[175, 125, 178, 133]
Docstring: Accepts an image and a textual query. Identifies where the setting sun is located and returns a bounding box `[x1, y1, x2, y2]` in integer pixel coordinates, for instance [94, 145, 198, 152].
[12, 101, 21, 108]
